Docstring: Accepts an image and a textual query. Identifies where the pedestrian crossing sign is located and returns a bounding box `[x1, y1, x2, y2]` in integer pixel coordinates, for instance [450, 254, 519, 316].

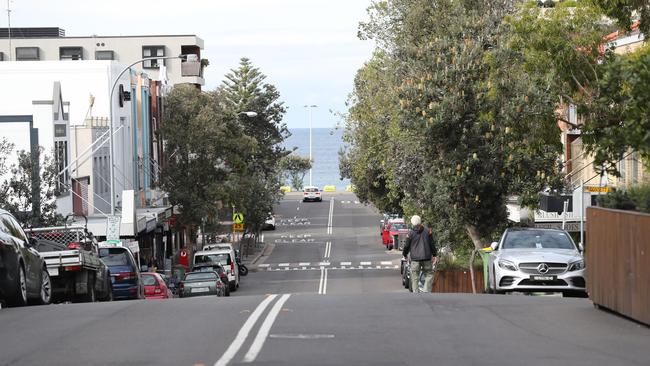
[233, 213, 244, 224]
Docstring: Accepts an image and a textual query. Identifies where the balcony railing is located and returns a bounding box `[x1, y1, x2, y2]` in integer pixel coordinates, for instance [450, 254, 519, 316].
[181, 60, 202, 77]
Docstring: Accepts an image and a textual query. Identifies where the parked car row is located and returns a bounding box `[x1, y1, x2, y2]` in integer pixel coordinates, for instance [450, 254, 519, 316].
[1, 209, 248, 308]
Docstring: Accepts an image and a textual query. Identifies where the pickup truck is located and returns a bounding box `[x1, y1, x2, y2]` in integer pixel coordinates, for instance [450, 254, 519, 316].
[29, 225, 112, 302]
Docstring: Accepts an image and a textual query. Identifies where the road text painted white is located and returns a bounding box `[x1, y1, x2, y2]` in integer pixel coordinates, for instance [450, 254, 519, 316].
[214, 295, 277, 366]
[257, 264, 270, 268]
[278, 263, 290, 267]
[381, 261, 393, 265]
[242, 294, 292, 363]
[360, 261, 371, 266]
[298, 262, 311, 266]
[340, 261, 352, 266]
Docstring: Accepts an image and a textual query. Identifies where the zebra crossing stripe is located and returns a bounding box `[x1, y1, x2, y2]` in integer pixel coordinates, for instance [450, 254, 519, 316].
[340, 261, 352, 266]
[380, 261, 393, 265]
[360, 261, 371, 266]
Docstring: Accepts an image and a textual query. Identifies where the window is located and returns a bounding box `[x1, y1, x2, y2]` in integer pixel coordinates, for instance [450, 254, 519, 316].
[15, 47, 39, 61]
[55, 141, 69, 191]
[630, 153, 638, 184]
[7, 215, 28, 242]
[95, 50, 115, 60]
[0, 52, 3, 61]
[142, 46, 165, 68]
[59, 47, 83, 60]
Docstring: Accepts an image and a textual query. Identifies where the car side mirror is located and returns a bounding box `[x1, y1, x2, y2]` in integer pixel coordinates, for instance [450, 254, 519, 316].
[578, 242, 584, 253]
[490, 242, 499, 251]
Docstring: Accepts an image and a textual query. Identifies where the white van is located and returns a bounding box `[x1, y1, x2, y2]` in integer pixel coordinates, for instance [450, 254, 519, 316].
[193, 248, 239, 291]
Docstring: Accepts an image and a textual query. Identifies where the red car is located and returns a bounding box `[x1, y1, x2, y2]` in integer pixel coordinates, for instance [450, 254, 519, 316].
[141, 272, 172, 299]
[381, 218, 409, 250]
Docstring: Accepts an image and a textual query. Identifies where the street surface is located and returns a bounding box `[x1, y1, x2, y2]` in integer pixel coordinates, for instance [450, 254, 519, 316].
[1, 193, 649, 366]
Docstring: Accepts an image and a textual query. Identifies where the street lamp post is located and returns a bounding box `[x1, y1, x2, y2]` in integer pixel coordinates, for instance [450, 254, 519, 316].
[304, 105, 317, 187]
[108, 54, 188, 215]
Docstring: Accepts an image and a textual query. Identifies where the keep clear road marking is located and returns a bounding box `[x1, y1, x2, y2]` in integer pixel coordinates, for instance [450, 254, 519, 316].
[214, 294, 278, 366]
[318, 268, 329, 295]
[242, 294, 292, 363]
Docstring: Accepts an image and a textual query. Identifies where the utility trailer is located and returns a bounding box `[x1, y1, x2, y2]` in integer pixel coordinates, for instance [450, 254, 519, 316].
[29, 225, 112, 302]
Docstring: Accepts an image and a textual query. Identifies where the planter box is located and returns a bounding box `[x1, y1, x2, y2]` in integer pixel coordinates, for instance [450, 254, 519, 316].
[587, 207, 650, 325]
[433, 269, 484, 293]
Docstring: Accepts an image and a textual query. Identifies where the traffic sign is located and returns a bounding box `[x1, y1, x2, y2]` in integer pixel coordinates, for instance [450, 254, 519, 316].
[233, 213, 244, 224]
[233, 223, 244, 232]
[106, 215, 121, 241]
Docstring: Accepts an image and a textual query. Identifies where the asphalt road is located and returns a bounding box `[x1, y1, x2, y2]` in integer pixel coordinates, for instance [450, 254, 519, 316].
[1, 192, 649, 366]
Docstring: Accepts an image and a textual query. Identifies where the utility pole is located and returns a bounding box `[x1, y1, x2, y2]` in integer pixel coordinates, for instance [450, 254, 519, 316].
[6, 0, 12, 61]
[304, 105, 318, 187]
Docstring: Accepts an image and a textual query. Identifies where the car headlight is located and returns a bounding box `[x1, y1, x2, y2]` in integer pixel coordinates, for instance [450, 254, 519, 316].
[568, 260, 585, 271]
[498, 259, 518, 271]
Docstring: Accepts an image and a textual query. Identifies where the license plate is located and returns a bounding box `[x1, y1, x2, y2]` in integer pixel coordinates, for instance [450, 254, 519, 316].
[531, 275, 555, 281]
[47, 268, 59, 277]
[191, 287, 209, 293]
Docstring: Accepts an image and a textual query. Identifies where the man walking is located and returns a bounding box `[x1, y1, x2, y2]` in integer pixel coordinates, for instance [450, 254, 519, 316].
[402, 215, 438, 293]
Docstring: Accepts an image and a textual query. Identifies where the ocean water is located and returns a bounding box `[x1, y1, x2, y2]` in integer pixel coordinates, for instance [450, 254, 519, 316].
[283, 128, 351, 190]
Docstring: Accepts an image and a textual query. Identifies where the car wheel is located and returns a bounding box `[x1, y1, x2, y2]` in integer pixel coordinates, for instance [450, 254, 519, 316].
[37, 267, 52, 305]
[77, 273, 96, 303]
[7, 264, 28, 307]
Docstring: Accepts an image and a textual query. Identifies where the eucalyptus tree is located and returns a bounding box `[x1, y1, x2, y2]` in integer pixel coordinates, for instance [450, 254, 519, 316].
[349, 0, 564, 251]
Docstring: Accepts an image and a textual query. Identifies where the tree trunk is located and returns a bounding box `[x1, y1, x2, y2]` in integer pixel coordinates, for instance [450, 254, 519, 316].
[466, 225, 487, 294]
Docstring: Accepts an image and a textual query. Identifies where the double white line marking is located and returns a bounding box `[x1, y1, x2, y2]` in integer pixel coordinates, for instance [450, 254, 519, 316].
[327, 198, 334, 235]
[318, 267, 328, 295]
[324, 241, 332, 259]
[214, 294, 291, 366]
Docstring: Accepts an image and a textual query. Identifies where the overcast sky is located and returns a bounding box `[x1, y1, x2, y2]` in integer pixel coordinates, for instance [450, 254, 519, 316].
[6, 0, 376, 128]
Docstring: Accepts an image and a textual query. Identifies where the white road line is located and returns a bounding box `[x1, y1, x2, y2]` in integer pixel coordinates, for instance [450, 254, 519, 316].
[380, 261, 393, 265]
[318, 268, 325, 294]
[214, 294, 278, 366]
[323, 241, 332, 259]
[327, 198, 334, 235]
[269, 334, 335, 340]
[258, 264, 270, 268]
[360, 261, 371, 266]
[242, 294, 292, 363]
[323, 269, 328, 294]
[278, 263, 290, 267]
[298, 262, 311, 266]
[318, 261, 331, 266]
[340, 261, 352, 266]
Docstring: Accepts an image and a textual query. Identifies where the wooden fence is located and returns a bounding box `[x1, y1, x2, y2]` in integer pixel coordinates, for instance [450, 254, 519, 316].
[433, 269, 484, 293]
[587, 207, 650, 325]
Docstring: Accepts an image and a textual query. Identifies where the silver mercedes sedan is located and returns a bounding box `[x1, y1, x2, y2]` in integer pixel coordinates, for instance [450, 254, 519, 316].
[486, 228, 586, 296]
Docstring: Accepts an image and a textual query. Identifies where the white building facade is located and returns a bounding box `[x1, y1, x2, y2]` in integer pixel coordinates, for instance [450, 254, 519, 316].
[0, 27, 204, 87]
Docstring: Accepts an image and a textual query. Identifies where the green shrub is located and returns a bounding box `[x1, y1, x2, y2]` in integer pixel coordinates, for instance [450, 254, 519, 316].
[597, 182, 650, 214]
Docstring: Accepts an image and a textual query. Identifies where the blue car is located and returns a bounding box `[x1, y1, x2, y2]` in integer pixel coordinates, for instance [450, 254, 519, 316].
[98, 246, 142, 300]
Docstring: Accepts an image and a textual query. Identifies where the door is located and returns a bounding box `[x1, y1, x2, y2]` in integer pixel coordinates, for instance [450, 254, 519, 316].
[5, 215, 40, 295]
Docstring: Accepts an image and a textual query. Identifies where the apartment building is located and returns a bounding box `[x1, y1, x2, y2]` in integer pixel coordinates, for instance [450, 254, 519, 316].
[560, 26, 648, 191]
[0, 27, 205, 87]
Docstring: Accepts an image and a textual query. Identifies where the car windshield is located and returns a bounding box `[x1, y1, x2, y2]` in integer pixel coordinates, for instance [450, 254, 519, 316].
[194, 253, 231, 265]
[142, 274, 157, 286]
[185, 272, 218, 281]
[502, 230, 576, 250]
[391, 223, 406, 230]
[305, 188, 318, 192]
[99, 248, 130, 266]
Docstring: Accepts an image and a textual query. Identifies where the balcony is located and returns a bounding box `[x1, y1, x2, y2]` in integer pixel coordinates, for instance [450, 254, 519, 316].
[181, 60, 202, 77]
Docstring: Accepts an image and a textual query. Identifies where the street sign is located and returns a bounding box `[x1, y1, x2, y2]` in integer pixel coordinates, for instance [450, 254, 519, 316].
[233, 223, 244, 232]
[585, 186, 611, 193]
[106, 215, 121, 241]
[105, 239, 121, 246]
[233, 213, 244, 224]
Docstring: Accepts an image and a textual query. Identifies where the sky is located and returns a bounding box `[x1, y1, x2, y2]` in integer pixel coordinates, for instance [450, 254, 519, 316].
[5, 0, 377, 129]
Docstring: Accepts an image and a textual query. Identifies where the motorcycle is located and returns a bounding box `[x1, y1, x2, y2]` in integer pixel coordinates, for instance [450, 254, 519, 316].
[235, 249, 248, 276]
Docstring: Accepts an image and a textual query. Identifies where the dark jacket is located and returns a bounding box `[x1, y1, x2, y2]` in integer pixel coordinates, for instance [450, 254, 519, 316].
[402, 225, 437, 261]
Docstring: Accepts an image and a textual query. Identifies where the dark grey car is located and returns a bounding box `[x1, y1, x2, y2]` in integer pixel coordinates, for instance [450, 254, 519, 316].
[179, 271, 225, 298]
[0, 209, 51, 306]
